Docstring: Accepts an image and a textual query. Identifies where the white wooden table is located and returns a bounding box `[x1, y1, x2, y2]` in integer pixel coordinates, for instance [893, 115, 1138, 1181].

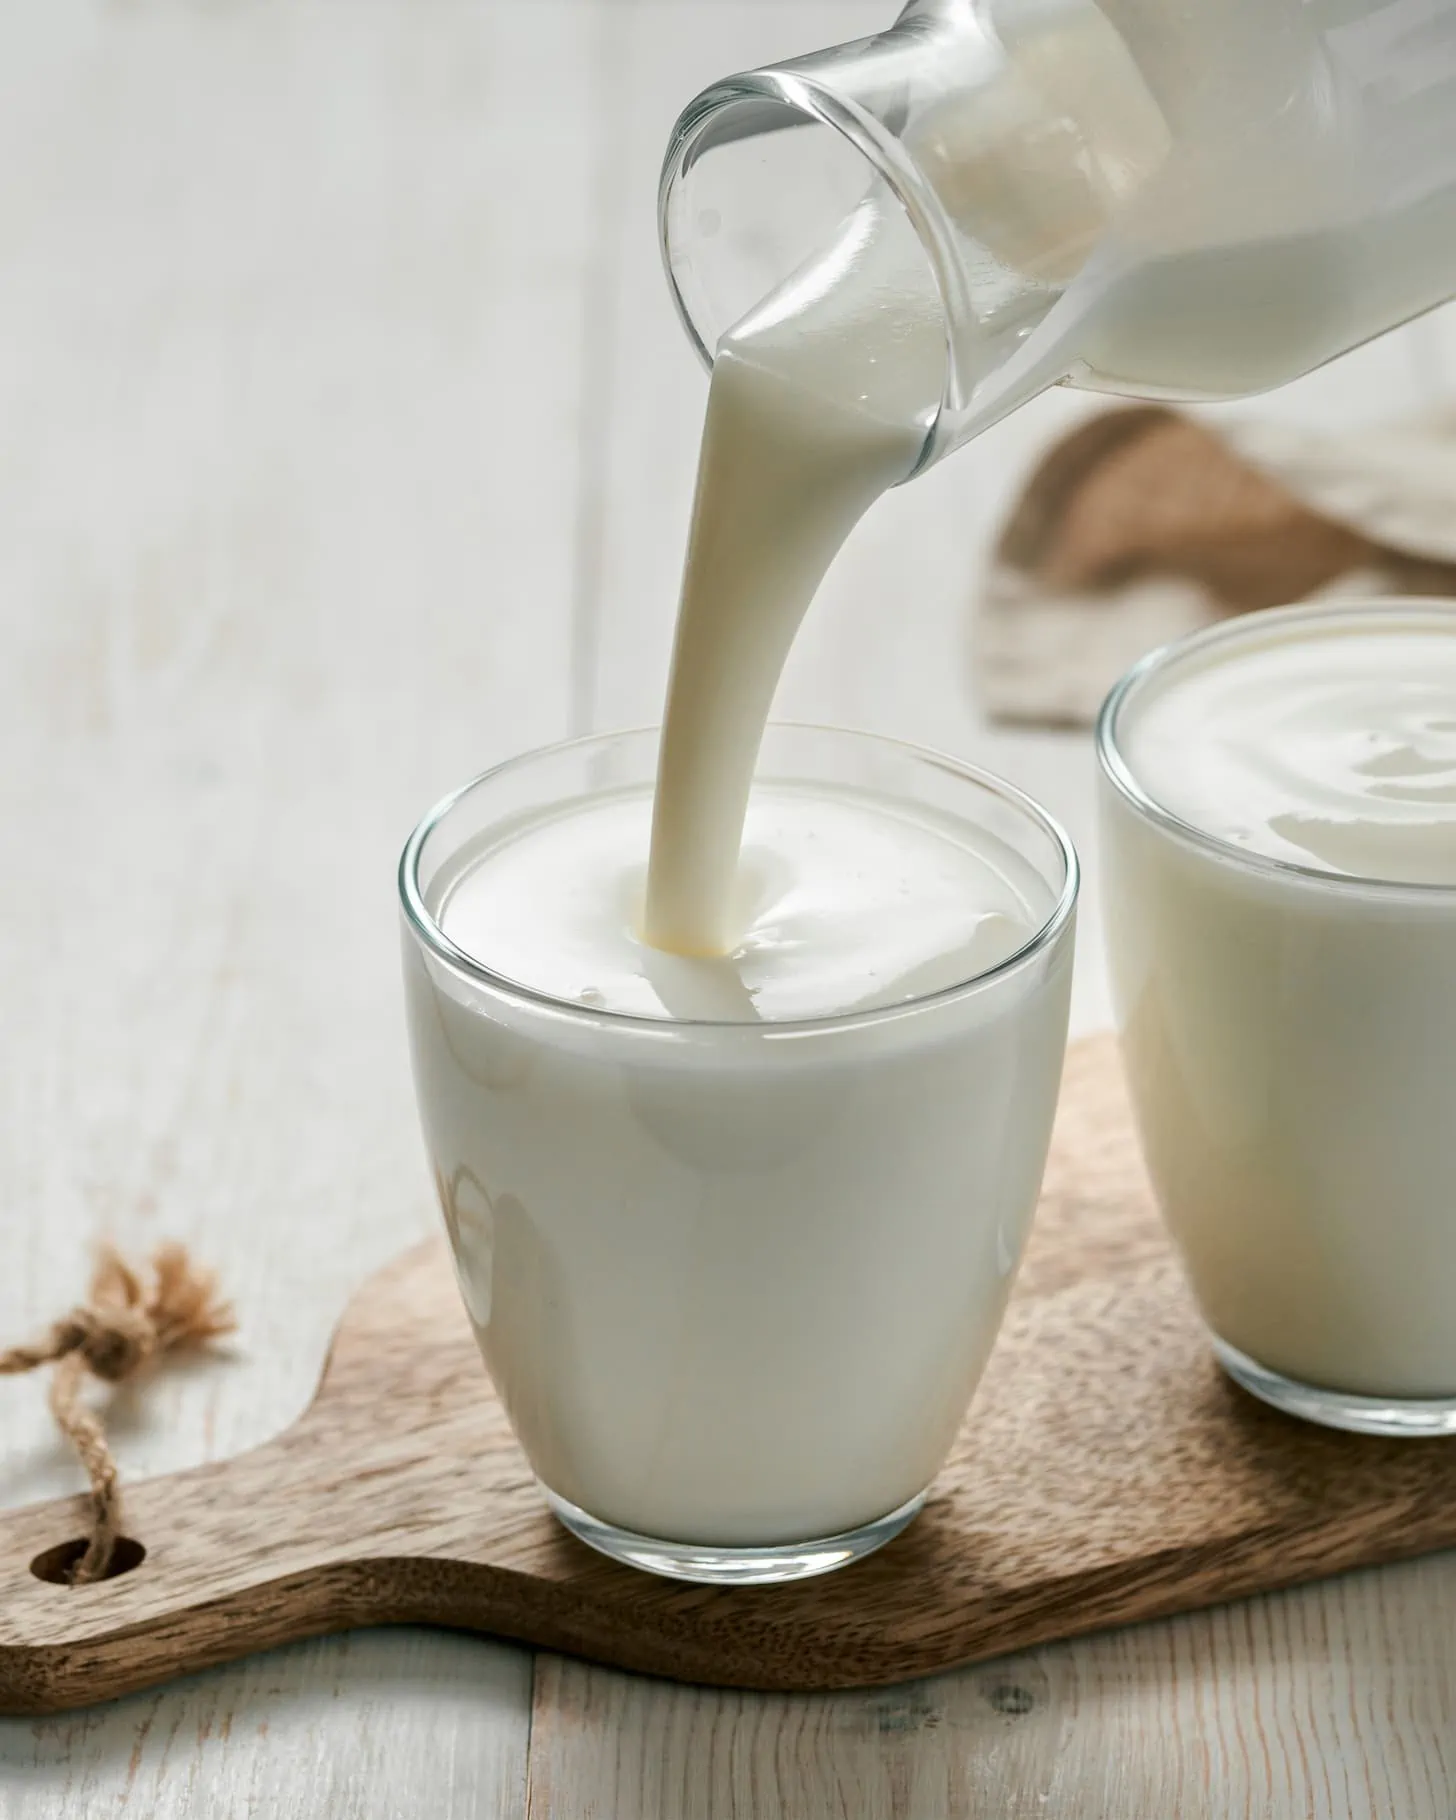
[1, 4, 1454, 1814]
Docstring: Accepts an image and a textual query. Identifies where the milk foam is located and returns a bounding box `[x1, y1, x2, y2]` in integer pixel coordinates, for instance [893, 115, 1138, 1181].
[1123, 619, 1456, 886]
[441, 783, 1046, 1023]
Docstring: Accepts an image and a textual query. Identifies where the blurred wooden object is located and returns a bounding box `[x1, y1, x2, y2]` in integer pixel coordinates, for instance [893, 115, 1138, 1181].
[980, 404, 1456, 723]
[1000, 406, 1456, 610]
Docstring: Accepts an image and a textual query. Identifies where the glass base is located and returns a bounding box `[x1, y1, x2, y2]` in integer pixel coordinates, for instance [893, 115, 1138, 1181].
[1213, 1335, 1456, 1437]
[545, 1487, 927, 1585]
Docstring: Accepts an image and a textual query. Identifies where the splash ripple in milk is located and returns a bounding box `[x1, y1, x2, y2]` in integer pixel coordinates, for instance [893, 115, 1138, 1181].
[442, 786, 1044, 1024]
[1102, 606, 1456, 1403]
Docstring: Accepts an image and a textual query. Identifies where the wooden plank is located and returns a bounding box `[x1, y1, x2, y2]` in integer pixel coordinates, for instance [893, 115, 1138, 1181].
[0, 0, 596, 1506]
[524, 1558, 1455, 1819]
[0, 0, 612, 1807]
[0, 1630, 531, 1820]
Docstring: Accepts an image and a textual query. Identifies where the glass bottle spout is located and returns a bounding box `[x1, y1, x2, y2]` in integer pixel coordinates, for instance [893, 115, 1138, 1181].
[659, 0, 1174, 473]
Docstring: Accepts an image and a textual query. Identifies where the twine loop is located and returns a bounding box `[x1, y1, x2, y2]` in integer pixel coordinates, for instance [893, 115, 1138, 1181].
[1, 1245, 233, 1584]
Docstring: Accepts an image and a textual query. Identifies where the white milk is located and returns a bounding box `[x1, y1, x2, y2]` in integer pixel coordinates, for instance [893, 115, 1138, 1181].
[1101, 604, 1456, 1401]
[644, 190, 943, 956]
[403, 732, 1075, 1545]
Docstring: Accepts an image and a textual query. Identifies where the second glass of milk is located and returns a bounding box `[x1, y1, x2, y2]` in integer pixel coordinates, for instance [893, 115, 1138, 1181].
[400, 725, 1077, 1583]
[1099, 601, 1456, 1436]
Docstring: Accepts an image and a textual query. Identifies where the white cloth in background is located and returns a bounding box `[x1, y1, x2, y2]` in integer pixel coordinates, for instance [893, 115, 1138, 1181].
[976, 409, 1456, 726]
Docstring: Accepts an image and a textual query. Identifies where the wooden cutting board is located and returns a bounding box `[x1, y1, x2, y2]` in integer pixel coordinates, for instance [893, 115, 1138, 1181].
[5, 1035, 1456, 1715]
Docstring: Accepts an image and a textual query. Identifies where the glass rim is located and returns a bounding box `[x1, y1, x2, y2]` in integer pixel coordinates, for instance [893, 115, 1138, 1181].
[1096, 597, 1456, 902]
[398, 722, 1080, 1036]
[657, 66, 967, 480]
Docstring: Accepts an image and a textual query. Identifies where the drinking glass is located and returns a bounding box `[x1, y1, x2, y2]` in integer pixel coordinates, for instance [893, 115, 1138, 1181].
[400, 724, 1077, 1581]
[1098, 601, 1456, 1436]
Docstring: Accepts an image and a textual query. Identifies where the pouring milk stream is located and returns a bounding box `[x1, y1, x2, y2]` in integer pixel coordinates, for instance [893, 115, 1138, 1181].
[644, 0, 1456, 963]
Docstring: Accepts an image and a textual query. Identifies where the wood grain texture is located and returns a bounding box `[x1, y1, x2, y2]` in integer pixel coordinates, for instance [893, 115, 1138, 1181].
[0, 0, 614, 1803]
[0, 1631, 531, 1820]
[0, 0, 595, 1520]
[10, 1039, 1456, 1718]
[523, 1565, 1456, 1820]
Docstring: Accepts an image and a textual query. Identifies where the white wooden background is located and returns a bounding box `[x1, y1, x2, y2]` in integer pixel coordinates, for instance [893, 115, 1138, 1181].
[1, 3, 1454, 1815]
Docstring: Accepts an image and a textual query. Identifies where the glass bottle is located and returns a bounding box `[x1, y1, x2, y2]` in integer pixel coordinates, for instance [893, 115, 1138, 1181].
[660, 0, 1456, 475]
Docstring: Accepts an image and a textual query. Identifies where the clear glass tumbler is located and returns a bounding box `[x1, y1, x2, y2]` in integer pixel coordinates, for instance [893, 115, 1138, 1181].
[1099, 601, 1456, 1437]
[400, 725, 1077, 1583]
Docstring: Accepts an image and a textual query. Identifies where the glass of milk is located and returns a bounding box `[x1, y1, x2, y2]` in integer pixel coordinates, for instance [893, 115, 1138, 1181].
[400, 725, 1077, 1583]
[1098, 600, 1456, 1436]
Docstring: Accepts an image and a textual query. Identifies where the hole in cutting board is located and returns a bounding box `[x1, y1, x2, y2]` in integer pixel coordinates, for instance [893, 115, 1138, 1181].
[29, 1536, 147, 1585]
